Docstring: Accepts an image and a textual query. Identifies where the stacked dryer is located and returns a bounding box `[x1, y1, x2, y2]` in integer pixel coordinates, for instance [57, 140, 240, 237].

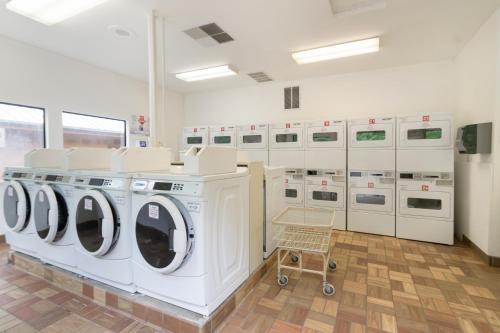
[209, 125, 237, 147]
[348, 117, 396, 236]
[304, 120, 347, 230]
[179, 127, 210, 161]
[236, 124, 269, 164]
[396, 114, 454, 245]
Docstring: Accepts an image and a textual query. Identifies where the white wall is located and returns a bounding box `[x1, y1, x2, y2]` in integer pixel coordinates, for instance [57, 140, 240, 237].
[184, 61, 455, 126]
[0, 34, 184, 156]
[455, 9, 500, 256]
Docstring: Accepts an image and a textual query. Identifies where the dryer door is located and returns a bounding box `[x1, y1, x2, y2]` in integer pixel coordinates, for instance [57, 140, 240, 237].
[399, 120, 452, 149]
[270, 128, 303, 149]
[135, 195, 188, 274]
[350, 123, 394, 149]
[284, 181, 304, 206]
[2, 181, 30, 232]
[34, 185, 68, 243]
[350, 187, 393, 213]
[399, 189, 451, 219]
[75, 190, 118, 257]
[307, 124, 345, 149]
[238, 129, 267, 150]
[307, 184, 344, 209]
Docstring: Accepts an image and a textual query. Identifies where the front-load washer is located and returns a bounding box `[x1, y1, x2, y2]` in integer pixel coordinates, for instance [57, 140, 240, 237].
[269, 122, 305, 169]
[179, 126, 210, 161]
[32, 170, 78, 273]
[237, 124, 269, 165]
[130, 167, 249, 316]
[0, 167, 37, 255]
[348, 170, 395, 236]
[397, 172, 454, 245]
[263, 166, 285, 259]
[284, 170, 305, 208]
[209, 125, 237, 147]
[305, 169, 346, 230]
[305, 120, 346, 170]
[348, 117, 395, 171]
[397, 114, 454, 172]
[71, 171, 135, 292]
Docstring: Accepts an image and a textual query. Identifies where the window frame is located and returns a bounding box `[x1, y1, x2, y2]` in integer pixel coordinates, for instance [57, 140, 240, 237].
[61, 111, 127, 148]
[0, 101, 47, 148]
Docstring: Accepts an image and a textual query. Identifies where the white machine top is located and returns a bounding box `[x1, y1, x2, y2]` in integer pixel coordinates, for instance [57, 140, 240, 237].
[133, 166, 249, 182]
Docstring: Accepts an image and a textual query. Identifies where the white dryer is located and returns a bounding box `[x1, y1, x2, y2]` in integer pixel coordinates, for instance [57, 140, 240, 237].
[237, 124, 269, 165]
[305, 120, 346, 170]
[0, 168, 37, 255]
[284, 170, 305, 208]
[263, 166, 285, 259]
[130, 168, 249, 315]
[397, 114, 454, 172]
[305, 169, 346, 230]
[348, 117, 395, 171]
[32, 170, 78, 273]
[72, 171, 135, 292]
[348, 170, 395, 236]
[269, 122, 305, 169]
[179, 127, 210, 161]
[209, 125, 237, 147]
[397, 172, 454, 245]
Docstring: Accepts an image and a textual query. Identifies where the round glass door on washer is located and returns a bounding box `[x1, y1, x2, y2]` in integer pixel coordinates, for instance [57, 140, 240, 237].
[72, 173, 135, 292]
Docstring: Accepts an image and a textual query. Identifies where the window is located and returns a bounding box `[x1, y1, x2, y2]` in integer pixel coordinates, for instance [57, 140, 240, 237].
[407, 128, 442, 140]
[313, 132, 338, 142]
[356, 194, 386, 205]
[276, 133, 298, 143]
[312, 191, 337, 202]
[62, 112, 126, 149]
[356, 130, 386, 141]
[213, 136, 232, 144]
[187, 136, 203, 145]
[0, 102, 45, 174]
[285, 189, 298, 198]
[407, 198, 442, 210]
[242, 135, 262, 144]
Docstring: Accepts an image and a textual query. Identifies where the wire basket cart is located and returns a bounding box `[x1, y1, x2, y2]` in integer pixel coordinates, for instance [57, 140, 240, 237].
[273, 207, 337, 296]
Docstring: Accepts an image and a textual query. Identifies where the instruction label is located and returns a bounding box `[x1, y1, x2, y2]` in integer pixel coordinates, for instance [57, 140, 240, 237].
[187, 201, 200, 213]
[39, 192, 44, 202]
[149, 204, 159, 219]
[84, 199, 92, 211]
[7, 187, 13, 197]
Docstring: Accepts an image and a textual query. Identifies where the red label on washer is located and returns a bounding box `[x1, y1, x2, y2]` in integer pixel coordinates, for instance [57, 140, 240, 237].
[369, 119, 376, 125]
[324, 121, 330, 127]
[286, 123, 290, 129]
[422, 115, 430, 122]
[422, 185, 429, 191]
[368, 182, 374, 188]
[321, 180, 327, 186]
[251, 125, 255, 131]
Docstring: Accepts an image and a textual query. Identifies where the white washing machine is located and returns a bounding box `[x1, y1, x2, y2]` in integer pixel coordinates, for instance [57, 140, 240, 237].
[209, 125, 237, 147]
[348, 117, 395, 171]
[71, 171, 135, 292]
[305, 120, 346, 170]
[397, 114, 454, 172]
[263, 166, 285, 259]
[237, 124, 269, 165]
[32, 170, 79, 273]
[397, 172, 454, 245]
[284, 170, 305, 208]
[130, 168, 249, 316]
[269, 122, 305, 169]
[0, 168, 37, 255]
[179, 127, 210, 161]
[348, 170, 395, 236]
[305, 169, 346, 230]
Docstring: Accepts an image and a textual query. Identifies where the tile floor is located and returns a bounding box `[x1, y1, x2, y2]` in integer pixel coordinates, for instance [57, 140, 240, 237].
[1, 231, 500, 332]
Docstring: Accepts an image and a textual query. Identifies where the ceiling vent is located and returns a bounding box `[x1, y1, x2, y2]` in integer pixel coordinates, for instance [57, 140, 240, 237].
[329, 0, 386, 18]
[284, 86, 300, 110]
[248, 72, 273, 83]
[184, 23, 234, 47]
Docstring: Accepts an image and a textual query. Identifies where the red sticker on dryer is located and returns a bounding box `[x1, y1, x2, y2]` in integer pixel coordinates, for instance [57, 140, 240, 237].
[422, 115, 430, 122]
[369, 119, 376, 125]
[221, 127, 225, 132]
[324, 121, 330, 127]
[251, 125, 255, 131]
[368, 182, 374, 188]
[421, 185, 429, 191]
[284, 178, 288, 184]
[286, 123, 290, 129]
[322, 180, 327, 186]
[194, 128, 198, 133]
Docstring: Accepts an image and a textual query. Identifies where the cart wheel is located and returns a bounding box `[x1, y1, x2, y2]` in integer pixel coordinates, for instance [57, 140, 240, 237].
[322, 283, 335, 296]
[291, 255, 299, 263]
[277, 275, 289, 286]
[328, 260, 337, 272]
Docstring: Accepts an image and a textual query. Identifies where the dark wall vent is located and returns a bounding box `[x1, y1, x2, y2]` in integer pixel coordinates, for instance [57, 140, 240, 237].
[284, 86, 300, 110]
[248, 72, 273, 83]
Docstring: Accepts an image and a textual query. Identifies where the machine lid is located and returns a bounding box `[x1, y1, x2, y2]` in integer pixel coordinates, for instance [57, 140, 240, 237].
[75, 190, 118, 257]
[135, 195, 188, 274]
[34, 185, 68, 243]
[2, 181, 30, 232]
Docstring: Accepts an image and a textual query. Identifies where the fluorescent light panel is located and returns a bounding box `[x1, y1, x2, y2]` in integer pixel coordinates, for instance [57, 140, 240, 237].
[176, 65, 238, 82]
[292, 37, 380, 64]
[6, 0, 110, 25]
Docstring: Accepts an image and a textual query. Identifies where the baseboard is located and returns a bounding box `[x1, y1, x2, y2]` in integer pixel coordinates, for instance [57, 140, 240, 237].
[462, 235, 500, 268]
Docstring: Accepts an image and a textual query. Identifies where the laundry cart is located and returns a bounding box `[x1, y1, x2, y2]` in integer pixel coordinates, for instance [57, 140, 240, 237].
[273, 207, 337, 296]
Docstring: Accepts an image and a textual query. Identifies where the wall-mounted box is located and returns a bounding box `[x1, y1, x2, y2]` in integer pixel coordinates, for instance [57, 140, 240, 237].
[456, 122, 492, 154]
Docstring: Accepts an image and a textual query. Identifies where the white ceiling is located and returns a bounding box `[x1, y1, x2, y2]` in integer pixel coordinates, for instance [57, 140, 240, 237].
[0, 0, 499, 93]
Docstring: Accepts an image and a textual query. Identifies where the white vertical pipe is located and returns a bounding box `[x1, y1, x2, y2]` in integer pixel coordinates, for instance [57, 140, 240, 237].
[147, 10, 158, 147]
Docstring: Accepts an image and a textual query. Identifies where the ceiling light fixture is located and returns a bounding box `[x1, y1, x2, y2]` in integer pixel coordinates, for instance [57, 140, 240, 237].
[5, 0, 110, 26]
[176, 65, 238, 82]
[292, 37, 380, 64]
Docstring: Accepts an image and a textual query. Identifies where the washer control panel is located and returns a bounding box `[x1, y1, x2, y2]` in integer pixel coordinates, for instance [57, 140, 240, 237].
[72, 177, 129, 190]
[131, 180, 201, 196]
